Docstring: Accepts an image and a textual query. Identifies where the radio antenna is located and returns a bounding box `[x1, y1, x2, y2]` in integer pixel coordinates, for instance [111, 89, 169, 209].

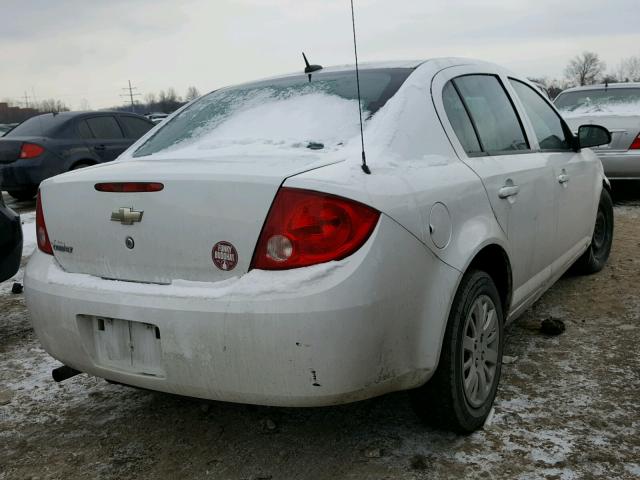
[350, 0, 370, 174]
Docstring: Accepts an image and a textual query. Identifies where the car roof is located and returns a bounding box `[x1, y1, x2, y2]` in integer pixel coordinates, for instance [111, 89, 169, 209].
[558, 82, 640, 94]
[216, 58, 513, 91]
[236, 60, 426, 86]
[5, 111, 152, 137]
[28, 111, 149, 121]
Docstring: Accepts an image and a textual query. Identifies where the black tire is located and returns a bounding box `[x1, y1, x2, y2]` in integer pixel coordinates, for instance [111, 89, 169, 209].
[411, 270, 504, 433]
[572, 188, 614, 275]
[8, 188, 37, 201]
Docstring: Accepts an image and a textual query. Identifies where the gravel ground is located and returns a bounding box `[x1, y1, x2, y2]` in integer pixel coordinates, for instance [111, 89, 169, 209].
[1, 187, 639, 480]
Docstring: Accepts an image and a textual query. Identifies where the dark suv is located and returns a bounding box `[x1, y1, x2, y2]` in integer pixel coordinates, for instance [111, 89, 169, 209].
[0, 112, 154, 200]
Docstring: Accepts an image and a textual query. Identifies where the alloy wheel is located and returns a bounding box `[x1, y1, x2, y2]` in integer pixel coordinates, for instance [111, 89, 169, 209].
[461, 294, 500, 408]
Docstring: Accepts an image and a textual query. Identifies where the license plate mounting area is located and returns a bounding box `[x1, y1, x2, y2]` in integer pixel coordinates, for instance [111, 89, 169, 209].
[79, 315, 165, 377]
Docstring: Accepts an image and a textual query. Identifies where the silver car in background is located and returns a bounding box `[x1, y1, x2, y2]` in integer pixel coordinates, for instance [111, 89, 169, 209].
[555, 83, 640, 179]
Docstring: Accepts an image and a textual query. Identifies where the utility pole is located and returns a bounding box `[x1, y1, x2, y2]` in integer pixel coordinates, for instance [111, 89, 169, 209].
[23, 92, 30, 109]
[31, 87, 38, 107]
[120, 80, 141, 113]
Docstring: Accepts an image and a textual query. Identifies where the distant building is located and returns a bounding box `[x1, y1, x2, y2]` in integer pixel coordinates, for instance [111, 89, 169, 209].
[0, 103, 39, 124]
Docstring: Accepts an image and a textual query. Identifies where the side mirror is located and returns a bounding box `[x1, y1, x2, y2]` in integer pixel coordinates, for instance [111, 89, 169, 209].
[578, 125, 611, 149]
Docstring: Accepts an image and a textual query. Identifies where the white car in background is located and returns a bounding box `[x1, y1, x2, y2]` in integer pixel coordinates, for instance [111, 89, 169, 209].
[25, 58, 613, 433]
[555, 83, 640, 179]
[145, 112, 168, 124]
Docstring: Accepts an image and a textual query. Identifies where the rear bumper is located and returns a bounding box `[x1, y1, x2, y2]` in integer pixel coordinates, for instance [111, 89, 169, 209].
[24, 216, 460, 407]
[596, 151, 640, 179]
[0, 203, 22, 282]
[0, 156, 57, 190]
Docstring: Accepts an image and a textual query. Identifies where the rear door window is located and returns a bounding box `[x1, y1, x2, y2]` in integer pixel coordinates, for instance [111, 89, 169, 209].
[119, 116, 154, 139]
[77, 120, 94, 139]
[442, 82, 483, 155]
[453, 75, 529, 154]
[509, 80, 572, 151]
[86, 116, 124, 139]
[4, 114, 68, 137]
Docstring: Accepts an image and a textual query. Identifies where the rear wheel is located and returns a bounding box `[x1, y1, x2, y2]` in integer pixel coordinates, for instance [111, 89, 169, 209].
[572, 188, 614, 275]
[71, 162, 93, 170]
[8, 188, 37, 201]
[411, 270, 504, 433]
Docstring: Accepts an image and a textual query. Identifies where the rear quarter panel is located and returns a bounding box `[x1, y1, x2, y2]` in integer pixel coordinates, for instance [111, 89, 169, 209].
[286, 62, 509, 369]
[286, 61, 509, 274]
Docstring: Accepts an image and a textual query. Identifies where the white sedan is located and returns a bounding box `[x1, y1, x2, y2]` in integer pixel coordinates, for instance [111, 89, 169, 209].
[25, 58, 613, 432]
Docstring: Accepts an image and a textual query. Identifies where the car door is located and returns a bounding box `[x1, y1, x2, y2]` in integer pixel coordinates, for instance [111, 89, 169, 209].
[83, 115, 129, 162]
[507, 79, 598, 272]
[433, 68, 557, 308]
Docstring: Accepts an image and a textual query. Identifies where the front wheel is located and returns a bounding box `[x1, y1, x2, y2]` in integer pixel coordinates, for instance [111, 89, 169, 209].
[411, 270, 504, 433]
[572, 188, 614, 275]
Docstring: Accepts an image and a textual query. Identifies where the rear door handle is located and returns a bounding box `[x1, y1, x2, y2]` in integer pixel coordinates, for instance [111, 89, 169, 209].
[94, 145, 106, 151]
[498, 185, 520, 199]
[558, 174, 570, 184]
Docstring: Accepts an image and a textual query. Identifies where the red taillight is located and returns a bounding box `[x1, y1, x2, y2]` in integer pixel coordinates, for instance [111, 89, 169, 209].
[251, 188, 380, 270]
[36, 192, 53, 255]
[20, 143, 45, 159]
[95, 182, 164, 192]
[630, 134, 640, 150]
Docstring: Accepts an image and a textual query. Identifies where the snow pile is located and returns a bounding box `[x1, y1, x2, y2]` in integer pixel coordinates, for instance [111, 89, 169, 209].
[44, 257, 348, 300]
[131, 65, 443, 175]
[21, 212, 37, 256]
[559, 101, 640, 118]
[161, 91, 364, 156]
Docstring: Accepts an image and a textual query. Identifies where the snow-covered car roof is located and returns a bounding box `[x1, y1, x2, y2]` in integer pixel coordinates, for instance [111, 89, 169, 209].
[228, 60, 427, 89]
[559, 82, 640, 94]
[225, 58, 506, 92]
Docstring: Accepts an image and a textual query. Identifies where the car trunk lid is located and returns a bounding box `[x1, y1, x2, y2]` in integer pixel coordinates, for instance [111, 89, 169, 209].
[0, 139, 26, 164]
[40, 155, 341, 284]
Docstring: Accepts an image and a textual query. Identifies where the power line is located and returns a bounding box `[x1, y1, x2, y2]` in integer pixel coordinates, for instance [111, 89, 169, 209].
[120, 80, 141, 113]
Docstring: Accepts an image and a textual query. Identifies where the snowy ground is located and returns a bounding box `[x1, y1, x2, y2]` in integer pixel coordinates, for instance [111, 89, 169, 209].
[1, 188, 639, 480]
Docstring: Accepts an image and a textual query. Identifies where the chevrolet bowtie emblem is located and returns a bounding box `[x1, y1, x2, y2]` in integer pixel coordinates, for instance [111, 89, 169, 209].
[111, 207, 143, 225]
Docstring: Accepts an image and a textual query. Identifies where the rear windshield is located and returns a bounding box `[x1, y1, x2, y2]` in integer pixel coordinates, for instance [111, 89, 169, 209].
[5, 114, 69, 137]
[133, 68, 413, 158]
[555, 87, 640, 113]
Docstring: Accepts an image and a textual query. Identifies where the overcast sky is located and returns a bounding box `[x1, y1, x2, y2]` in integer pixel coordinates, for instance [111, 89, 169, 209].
[2, 0, 638, 110]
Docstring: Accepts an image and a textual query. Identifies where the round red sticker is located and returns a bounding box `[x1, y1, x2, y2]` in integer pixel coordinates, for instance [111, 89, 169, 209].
[212, 241, 238, 271]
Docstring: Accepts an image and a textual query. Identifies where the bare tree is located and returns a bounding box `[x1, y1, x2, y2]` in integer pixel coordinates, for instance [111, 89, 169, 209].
[144, 92, 157, 106]
[185, 86, 200, 102]
[167, 88, 180, 102]
[527, 77, 569, 100]
[156, 88, 183, 113]
[110, 89, 188, 115]
[616, 55, 640, 82]
[38, 99, 69, 113]
[156, 90, 168, 112]
[564, 52, 606, 86]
